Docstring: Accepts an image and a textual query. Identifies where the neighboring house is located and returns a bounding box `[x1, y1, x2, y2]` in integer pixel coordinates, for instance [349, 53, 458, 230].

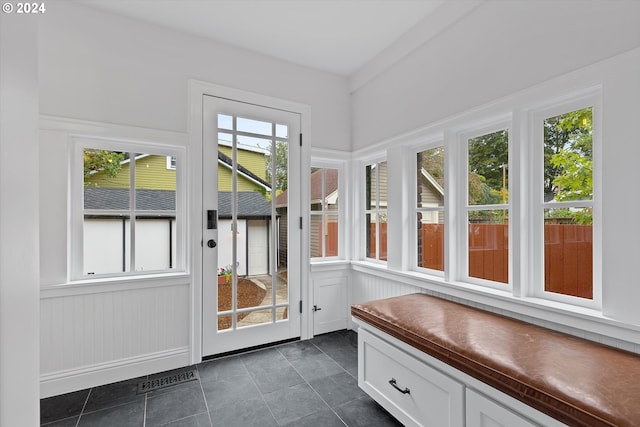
[418, 167, 444, 223]
[84, 145, 275, 276]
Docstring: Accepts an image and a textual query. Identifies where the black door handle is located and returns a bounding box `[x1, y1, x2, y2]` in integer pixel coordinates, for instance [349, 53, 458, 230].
[207, 239, 216, 248]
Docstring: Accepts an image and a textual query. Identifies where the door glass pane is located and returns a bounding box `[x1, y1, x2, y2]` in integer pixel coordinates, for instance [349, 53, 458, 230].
[544, 208, 593, 299]
[270, 138, 289, 320]
[237, 116, 272, 136]
[216, 115, 290, 332]
[218, 114, 233, 130]
[468, 210, 509, 284]
[543, 107, 593, 202]
[276, 124, 288, 139]
[468, 130, 509, 206]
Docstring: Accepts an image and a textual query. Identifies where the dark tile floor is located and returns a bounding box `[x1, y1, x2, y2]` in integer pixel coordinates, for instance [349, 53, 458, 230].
[40, 330, 403, 427]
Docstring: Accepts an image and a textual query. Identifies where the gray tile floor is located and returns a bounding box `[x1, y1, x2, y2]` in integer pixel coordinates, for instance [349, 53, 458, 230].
[40, 330, 403, 427]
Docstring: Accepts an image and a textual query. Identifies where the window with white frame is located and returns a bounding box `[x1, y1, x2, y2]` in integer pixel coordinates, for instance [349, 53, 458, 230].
[464, 127, 510, 285]
[310, 165, 341, 258]
[365, 160, 387, 261]
[416, 145, 445, 273]
[71, 139, 183, 279]
[533, 98, 597, 304]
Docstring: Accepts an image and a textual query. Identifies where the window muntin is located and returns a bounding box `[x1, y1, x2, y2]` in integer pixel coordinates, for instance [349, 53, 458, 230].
[365, 161, 387, 261]
[466, 129, 509, 285]
[310, 166, 340, 258]
[416, 146, 445, 272]
[76, 143, 181, 278]
[542, 106, 594, 300]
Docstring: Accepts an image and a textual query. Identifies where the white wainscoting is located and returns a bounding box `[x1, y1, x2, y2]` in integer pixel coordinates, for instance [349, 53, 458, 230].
[40, 279, 191, 398]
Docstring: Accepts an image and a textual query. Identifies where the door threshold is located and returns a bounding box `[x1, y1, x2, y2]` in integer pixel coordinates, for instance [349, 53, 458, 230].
[202, 336, 300, 361]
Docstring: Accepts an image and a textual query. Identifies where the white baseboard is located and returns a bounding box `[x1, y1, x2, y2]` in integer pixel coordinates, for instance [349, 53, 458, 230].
[40, 347, 191, 398]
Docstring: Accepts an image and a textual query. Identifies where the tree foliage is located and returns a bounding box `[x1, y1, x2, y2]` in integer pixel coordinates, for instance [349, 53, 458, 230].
[544, 107, 593, 224]
[544, 107, 592, 200]
[83, 149, 125, 185]
[265, 141, 288, 192]
[468, 130, 508, 205]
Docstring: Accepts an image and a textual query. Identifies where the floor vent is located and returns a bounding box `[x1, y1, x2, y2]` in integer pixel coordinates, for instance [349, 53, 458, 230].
[137, 368, 199, 394]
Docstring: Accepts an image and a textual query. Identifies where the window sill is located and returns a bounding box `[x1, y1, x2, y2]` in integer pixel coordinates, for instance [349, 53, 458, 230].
[310, 259, 350, 272]
[41, 272, 190, 298]
[350, 262, 640, 349]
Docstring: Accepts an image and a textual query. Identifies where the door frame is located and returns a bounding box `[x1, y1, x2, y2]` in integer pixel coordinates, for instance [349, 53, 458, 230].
[188, 80, 311, 363]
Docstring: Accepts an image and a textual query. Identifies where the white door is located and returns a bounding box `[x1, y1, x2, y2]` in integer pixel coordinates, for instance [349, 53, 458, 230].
[202, 95, 302, 356]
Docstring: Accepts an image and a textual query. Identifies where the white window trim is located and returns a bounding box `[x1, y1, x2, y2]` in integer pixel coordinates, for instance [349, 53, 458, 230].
[69, 136, 186, 281]
[528, 91, 602, 310]
[455, 120, 513, 291]
[310, 159, 345, 260]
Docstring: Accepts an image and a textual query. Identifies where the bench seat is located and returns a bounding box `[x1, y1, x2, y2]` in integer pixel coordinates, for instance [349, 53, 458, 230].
[351, 293, 640, 427]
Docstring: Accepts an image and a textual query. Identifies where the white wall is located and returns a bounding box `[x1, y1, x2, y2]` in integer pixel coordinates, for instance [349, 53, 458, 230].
[0, 13, 40, 426]
[39, 1, 351, 150]
[351, 0, 640, 150]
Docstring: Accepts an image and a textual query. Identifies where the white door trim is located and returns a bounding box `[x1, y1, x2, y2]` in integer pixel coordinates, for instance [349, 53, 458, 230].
[188, 80, 311, 364]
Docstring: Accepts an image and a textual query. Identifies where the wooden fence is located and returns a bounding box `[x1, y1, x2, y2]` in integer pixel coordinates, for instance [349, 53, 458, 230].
[320, 222, 592, 299]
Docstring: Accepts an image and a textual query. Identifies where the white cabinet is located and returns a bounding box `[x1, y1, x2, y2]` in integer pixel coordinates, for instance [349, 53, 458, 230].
[358, 328, 464, 427]
[466, 389, 538, 427]
[357, 324, 564, 427]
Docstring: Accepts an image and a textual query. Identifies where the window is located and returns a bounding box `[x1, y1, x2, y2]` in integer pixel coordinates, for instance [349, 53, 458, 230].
[465, 128, 510, 285]
[537, 104, 595, 301]
[416, 146, 445, 272]
[72, 139, 183, 279]
[166, 155, 177, 170]
[365, 160, 387, 261]
[310, 166, 340, 258]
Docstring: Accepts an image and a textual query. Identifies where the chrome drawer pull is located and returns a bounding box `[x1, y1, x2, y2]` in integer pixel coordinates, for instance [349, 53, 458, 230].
[389, 378, 411, 394]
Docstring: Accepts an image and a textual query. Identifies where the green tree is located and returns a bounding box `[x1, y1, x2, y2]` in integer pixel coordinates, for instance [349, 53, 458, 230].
[83, 149, 125, 185]
[544, 107, 592, 199]
[265, 141, 288, 192]
[468, 130, 508, 205]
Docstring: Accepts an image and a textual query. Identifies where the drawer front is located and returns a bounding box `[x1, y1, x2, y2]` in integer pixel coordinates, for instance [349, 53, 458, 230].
[466, 389, 539, 427]
[359, 329, 464, 427]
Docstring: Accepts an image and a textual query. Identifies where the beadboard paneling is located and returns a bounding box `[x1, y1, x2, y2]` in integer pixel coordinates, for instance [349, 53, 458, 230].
[40, 282, 190, 383]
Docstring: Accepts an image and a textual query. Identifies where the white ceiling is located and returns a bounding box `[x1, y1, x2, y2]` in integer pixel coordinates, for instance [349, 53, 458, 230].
[77, 0, 452, 77]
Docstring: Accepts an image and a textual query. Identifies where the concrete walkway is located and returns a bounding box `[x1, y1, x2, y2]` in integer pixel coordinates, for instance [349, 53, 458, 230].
[238, 273, 289, 327]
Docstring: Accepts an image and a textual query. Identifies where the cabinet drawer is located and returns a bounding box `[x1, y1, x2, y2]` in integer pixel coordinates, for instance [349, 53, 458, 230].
[466, 389, 539, 427]
[358, 329, 464, 427]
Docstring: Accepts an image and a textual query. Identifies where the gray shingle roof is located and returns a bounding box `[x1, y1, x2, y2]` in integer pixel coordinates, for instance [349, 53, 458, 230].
[84, 188, 274, 218]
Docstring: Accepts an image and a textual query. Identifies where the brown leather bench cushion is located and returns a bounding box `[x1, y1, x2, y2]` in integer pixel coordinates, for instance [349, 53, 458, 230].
[352, 293, 640, 427]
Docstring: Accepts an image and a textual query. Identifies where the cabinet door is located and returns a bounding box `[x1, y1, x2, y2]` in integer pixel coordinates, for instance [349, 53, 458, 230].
[359, 329, 464, 427]
[466, 389, 538, 427]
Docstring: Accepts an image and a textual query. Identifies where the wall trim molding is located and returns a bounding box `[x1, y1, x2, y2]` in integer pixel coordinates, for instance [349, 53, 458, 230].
[40, 347, 190, 398]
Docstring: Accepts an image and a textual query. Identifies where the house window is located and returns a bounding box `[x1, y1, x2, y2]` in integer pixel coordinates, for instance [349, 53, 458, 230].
[310, 166, 340, 258]
[540, 105, 595, 300]
[365, 160, 387, 261]
[166, 155, 177, 170]
[416, 146, 445, 272]
[72, 140, 182, 279]
[465, 128, 509, 285]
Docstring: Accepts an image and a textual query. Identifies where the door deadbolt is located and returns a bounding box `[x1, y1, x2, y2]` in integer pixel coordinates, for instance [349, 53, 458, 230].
[207, 239, 217, 248]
